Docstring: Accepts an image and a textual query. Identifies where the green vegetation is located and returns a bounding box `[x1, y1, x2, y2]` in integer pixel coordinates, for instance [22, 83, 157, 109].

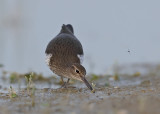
[90, 74, 99, 81]
[25, 72, 35, 96]
[91, 83, 96, 93]
[0, 63, 160, 114]
[133, 72, 141, 77]
[113, 73, 120, 81]
[10, 72, 20, 83]
[8, 86, 18, 98]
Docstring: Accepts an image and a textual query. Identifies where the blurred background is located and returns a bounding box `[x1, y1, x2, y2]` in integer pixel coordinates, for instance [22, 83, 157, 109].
[0, 0, 160, 76]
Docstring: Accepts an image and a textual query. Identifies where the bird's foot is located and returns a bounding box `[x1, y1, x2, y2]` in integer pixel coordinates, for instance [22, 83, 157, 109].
[60, 82, 68, 88]
[60, 84, 76, 89]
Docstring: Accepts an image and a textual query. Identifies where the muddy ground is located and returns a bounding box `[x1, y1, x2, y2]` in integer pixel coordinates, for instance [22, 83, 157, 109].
[0, 65, 160, 114]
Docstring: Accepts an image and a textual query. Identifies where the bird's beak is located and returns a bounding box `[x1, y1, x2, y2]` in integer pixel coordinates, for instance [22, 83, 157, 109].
[81, 77, 93, 91]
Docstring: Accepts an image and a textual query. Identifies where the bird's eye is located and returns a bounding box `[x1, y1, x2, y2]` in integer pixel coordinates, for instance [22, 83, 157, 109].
[75, 69, 80, 73]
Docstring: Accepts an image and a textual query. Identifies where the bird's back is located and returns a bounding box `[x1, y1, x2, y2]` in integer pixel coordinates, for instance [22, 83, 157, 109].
[45, 24, 83, 68]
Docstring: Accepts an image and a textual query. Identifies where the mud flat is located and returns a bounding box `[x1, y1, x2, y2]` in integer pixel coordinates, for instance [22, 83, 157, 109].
[0, 68, 160, 114]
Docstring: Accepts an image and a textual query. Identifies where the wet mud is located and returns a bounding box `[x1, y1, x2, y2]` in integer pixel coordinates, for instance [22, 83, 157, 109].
[0, 67, 160, 114]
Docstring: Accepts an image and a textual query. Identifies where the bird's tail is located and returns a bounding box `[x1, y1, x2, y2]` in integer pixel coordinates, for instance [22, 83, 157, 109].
[60, 24, 74, 34]
[66, 24, 74, 34]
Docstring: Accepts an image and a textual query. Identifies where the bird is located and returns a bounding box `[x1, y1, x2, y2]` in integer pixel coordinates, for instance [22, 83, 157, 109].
[45, 24, 93, 92]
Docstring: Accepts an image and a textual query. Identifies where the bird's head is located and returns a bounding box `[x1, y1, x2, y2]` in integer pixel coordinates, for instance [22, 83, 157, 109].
[67, 63, 93, 91]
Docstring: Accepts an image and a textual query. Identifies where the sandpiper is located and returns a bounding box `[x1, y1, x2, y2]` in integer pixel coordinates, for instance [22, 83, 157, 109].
[45, 24, 93, 92]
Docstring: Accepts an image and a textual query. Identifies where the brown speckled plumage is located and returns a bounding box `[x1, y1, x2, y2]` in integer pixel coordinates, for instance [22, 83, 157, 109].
[45, 24, 93, 91]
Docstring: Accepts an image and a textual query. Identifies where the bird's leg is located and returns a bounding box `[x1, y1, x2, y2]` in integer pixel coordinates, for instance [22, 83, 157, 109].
[60, 76, 64, 85]
[60, 76, 65, 88]
[66, 78, 70, 84]
[61, 78, 70, 88]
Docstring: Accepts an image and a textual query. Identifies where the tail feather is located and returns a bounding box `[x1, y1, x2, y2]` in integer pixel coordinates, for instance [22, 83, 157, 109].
[66, 24, 74, 34]
[60, 24, 74, 34]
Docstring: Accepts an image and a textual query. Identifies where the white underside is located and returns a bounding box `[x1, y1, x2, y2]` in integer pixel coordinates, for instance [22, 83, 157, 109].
[46, 54, 83, 65]
[45, 54, 52, 66]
